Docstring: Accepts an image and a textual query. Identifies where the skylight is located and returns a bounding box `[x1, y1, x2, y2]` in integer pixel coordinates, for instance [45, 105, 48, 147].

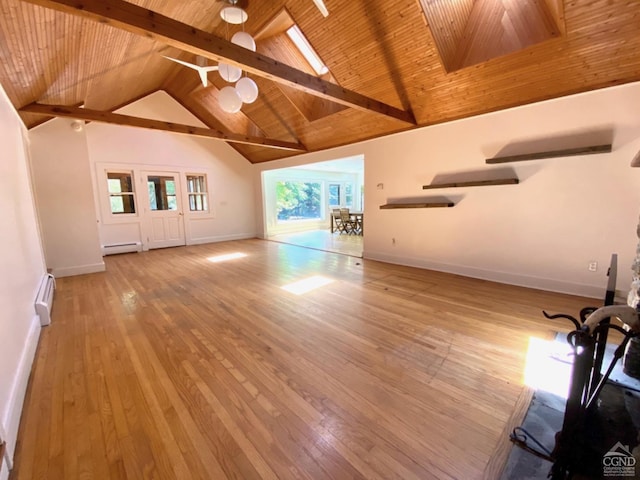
[286, 25, 329, 76]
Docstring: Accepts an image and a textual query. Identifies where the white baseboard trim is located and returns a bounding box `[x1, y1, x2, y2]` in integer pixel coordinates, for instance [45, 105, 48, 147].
[2, 314, 41, 468]
[52, 261, 106, 278]
[363, 250, 604, 298]
[188, 233, 257, 245]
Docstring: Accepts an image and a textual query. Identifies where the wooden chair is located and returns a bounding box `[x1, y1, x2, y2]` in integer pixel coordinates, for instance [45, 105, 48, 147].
[332, 208, 345, 233]
[339, 208, 357, 234]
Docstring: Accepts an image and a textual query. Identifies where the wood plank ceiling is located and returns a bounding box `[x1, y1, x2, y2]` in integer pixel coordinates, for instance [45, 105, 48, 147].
[0, 0, 639, 164]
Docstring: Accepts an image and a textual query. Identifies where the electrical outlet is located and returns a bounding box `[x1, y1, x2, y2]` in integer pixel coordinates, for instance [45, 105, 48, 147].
[588, 261, 598, 272]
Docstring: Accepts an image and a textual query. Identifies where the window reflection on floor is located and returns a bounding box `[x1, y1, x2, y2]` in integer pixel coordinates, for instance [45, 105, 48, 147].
[269, 229, 363, 258]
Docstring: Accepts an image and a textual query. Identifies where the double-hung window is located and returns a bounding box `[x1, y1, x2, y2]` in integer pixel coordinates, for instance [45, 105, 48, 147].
[107, 171, 136, 214]
[186, 174, 208, 212]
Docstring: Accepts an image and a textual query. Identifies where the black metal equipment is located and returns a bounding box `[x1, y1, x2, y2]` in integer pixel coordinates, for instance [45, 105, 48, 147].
[510, 254, 640, 479]
[545, 306, 638, 479]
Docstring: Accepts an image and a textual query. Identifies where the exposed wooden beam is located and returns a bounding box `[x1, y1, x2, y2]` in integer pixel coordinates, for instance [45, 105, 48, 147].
[20, 103, 306, 151]
[20, 0, 416, 125]
[486, 144, 612, 164]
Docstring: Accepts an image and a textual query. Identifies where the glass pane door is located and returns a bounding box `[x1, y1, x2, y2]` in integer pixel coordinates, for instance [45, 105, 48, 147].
[147, 175, 177, 211]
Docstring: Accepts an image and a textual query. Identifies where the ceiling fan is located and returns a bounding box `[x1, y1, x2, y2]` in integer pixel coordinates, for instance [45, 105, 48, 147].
[162, 55, 219, 87]
[164, 0, 328, 95]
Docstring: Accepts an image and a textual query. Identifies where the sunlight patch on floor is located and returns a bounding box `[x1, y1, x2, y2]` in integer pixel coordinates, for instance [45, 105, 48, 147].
[523, 336, 573, 399]
[207, 252, 248, 263]
[281, 275, 335, 295]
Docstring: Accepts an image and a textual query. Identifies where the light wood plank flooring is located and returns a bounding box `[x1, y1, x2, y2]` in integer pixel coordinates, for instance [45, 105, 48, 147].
[269, 230, 363, 257]
[11, 239, 596, 479]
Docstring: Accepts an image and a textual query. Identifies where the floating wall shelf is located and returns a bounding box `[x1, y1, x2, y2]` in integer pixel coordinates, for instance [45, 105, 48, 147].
[486, 144, 612, 164]
[380, 202, 455, 209]
[422, 178, 519, 189]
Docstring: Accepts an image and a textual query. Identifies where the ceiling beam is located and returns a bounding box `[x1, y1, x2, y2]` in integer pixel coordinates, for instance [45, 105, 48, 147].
[20, 0, 416, 125]
[21, 103, 306, 151]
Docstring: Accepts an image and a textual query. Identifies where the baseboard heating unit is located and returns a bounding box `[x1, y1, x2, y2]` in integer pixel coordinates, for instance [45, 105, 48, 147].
[102, 242, 142, 255]
[35, 273, 56, 327]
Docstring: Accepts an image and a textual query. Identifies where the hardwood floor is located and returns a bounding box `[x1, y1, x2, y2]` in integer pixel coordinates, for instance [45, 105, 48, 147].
[11, 239, 596, 479]
[269, 229, 363, 258]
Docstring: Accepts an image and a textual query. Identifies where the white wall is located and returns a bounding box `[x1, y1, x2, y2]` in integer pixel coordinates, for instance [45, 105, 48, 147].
[0, 83, 46, 478]
[29, 118, 105, 277]
[86, 91, 256, 248]
[254, 82, 640, 297]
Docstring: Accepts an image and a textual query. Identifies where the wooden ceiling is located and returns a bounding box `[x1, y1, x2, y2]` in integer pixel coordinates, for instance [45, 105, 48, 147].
[0, 0, 639, 163]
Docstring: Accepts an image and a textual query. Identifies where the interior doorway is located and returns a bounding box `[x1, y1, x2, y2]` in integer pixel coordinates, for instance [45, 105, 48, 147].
[262, 155, 364, 257]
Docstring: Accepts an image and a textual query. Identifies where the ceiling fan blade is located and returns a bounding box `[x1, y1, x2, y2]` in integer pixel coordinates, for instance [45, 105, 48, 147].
[196, 66, 219, 87]
[312, 0, 328, 17]
[197, 69, 209, 88]
[162, 55, 199, 70]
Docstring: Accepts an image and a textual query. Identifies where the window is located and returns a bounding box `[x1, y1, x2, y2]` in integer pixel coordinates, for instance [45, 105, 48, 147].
[328, 184, 341, 207]
[345, 183, 353, 208]
[147, 176, 177, 211]
[328, 182, 354, 209]
[186, 174, 208, 212]
[286, 25, 329, 75]
[107, 171, 136, 214]
[276, 181, 322, 221]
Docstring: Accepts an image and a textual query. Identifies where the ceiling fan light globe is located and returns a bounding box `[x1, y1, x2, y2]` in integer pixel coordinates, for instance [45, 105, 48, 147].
[219, 86, 242, 113]
[236, 77, 259, 103]
[231, 31, 256, 52]
[220, 6, 248, 24]
[218, 62, 242, 82]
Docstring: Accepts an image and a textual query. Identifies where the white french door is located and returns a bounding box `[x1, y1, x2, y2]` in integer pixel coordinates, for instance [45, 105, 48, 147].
[142, 171, 186, 249]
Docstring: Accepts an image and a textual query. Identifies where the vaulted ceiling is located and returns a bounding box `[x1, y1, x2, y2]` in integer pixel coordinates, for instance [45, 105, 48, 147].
[0, 0, 639, 163]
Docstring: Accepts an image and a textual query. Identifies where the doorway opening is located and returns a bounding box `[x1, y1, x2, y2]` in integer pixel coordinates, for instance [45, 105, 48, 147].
[262, 155, 364, 257]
